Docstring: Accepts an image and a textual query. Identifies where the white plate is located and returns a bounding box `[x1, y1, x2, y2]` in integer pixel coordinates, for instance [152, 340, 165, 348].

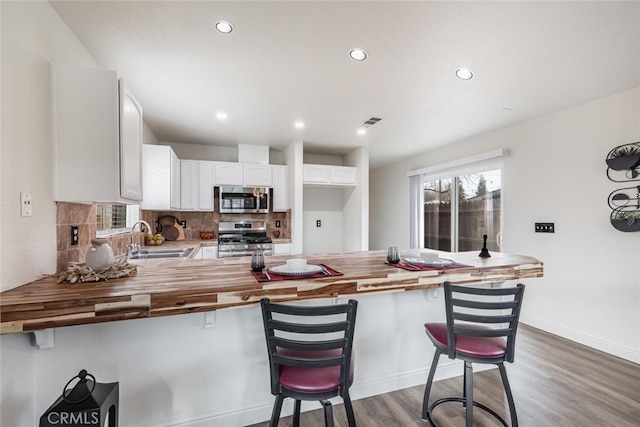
[403, 257, 454, 267]
[268, 264, 324, 276]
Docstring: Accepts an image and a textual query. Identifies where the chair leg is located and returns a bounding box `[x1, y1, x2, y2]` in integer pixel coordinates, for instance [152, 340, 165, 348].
[462, 362, 468, 408]
[421, 348, 442, 420]
[498, 363, 518, 427]
[292, 400, 301, 427]
[321, 400, 334, 427]
[464, 361, 473, 427]
[343, 391, 356, 427]
[269, 394, 285, 427]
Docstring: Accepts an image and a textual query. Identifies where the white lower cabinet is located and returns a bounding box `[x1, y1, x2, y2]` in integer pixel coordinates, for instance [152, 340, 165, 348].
[273, 243, 292, 255]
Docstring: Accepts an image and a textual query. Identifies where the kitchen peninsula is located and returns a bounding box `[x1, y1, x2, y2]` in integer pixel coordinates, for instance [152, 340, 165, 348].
[0, 250, 542, 334]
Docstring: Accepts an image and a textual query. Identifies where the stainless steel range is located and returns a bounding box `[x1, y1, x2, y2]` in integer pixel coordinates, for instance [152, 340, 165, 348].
[217, 221, 273, 258]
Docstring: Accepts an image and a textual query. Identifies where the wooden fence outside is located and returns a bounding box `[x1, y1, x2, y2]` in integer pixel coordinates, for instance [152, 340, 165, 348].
[424, 190, 501, 251]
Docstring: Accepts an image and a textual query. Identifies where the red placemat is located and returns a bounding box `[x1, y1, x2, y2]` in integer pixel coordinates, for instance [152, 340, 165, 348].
[252, 264, 343, 282]
[387, 260, 472, 271]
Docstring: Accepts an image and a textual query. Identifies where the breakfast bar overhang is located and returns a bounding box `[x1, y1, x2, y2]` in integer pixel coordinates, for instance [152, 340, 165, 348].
[0, 250, 543, 335]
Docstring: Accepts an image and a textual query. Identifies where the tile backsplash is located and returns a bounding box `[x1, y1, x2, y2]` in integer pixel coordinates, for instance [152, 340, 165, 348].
[56, 202, 291, 272]
[141, 210, 291, 240]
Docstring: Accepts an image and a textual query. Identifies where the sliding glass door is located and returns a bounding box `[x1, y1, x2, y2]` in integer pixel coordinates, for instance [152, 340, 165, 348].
[423, 169, 502, 252]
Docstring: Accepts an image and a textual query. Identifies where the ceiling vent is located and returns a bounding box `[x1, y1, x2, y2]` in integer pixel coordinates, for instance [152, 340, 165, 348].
[360, 117, 382, 128]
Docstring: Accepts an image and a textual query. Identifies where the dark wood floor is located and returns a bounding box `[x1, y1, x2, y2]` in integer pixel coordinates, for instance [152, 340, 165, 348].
[247, 325, 640, 426]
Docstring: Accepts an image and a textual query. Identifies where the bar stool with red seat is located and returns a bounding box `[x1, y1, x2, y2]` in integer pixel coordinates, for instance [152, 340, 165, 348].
[422, 281, 525, 427]
[260, 297, 358, 427]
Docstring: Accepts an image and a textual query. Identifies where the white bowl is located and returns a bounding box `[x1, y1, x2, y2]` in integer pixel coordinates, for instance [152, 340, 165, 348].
[420, 251, 439, 263]
[286, 258, 307, 271]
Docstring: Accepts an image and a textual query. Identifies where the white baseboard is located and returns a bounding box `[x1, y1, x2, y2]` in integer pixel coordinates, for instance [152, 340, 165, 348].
[520, 314, 640, 364]
[142, 358, 490, 427]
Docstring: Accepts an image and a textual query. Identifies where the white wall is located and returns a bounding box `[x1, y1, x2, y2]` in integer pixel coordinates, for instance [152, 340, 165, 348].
[343, 147, 369, 252]
[303, 187, 344, 254]
[0, 0, 99, 292]
[159, 141, 286, 165]
[370, 87, 640, 363]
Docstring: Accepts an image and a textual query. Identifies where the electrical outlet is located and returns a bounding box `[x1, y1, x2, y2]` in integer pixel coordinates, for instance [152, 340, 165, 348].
[275, 220, 281, 228]
[20, 192, 32, 217]
[71, 225, 79, 246]
[180, 220, 187, 228]
[535, 222, 555, 233]
[316, 220, 321, 227]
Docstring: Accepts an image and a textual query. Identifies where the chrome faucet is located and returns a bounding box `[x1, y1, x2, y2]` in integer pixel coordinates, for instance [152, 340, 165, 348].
[128, 220, 153, 257]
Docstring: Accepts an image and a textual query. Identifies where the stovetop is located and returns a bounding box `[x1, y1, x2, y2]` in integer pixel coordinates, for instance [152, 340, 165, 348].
[218, 221, 272, 246]
[218, 233, 272, 245]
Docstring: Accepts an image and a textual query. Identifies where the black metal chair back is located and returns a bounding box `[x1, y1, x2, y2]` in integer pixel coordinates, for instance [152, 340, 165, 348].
[261, 298, 358, 427]
[445, 282, 525, 363]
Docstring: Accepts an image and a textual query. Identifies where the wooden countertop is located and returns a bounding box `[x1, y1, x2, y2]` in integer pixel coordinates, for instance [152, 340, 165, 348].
[0, 250, 542, 334]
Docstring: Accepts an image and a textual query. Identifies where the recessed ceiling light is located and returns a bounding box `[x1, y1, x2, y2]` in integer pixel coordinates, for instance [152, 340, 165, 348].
[357, 128, 367, 135]
[294, 121, 305, 129]
[216, 112, 228, 120]
[215, 20, 234, 34]
[349, 48, 368, 61]
[455, 67, 474, 80]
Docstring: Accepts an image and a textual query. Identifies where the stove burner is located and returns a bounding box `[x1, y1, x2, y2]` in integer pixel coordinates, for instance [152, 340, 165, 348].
[217, 221, 273, 257]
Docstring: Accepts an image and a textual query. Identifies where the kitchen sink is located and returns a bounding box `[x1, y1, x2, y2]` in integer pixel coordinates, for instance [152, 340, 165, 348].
[129, 247, 193, 260]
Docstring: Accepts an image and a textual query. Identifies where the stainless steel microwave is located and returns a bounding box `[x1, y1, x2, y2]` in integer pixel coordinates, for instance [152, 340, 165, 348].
[219, 186, 270, 213]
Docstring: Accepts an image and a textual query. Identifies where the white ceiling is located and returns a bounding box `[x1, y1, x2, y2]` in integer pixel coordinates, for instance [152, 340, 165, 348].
[49, 1, 640, 168]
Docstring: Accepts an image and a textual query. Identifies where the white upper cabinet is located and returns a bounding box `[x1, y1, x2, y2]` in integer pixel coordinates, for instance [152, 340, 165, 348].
[178, 160, 215, 211]
[329, 166, 357, 185]
[141, 145, 181, 210]
[198, 161, 214, 211]
[52, 63, 143, 202]
[180, 160, 199, 210]
[214, 162, 273, 187]
[272, 165, 288, 212]
[244, 164, 273, 187]
[303, 164, 330, 183]
[303, 164, 357, 186]
[119, 82, 144, 200]
[170, 150, 181, 209]
[214, 163, 243, 185]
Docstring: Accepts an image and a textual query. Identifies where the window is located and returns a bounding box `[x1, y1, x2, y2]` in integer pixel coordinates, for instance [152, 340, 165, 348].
[409, 150, 505, 252]
[423, 170, 501, 252]
[96, 204, 140, 236]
